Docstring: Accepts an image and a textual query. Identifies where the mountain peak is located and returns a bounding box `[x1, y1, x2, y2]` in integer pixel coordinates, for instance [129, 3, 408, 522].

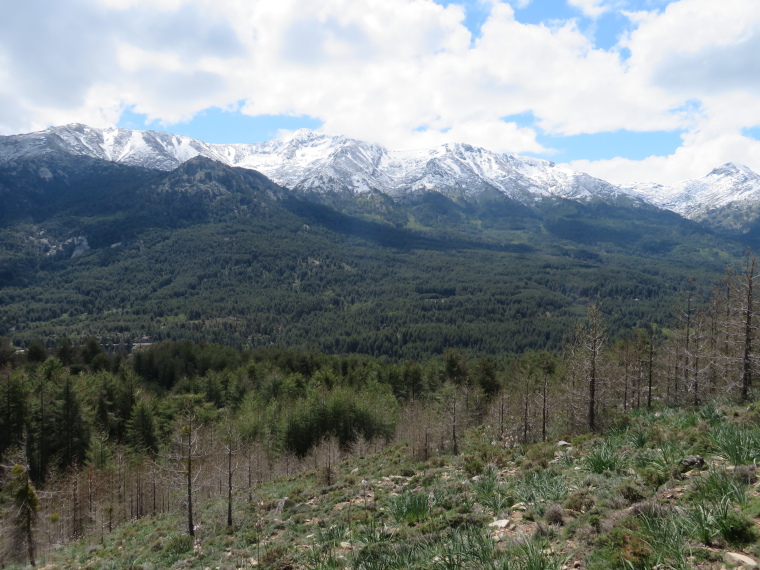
[284, 128, 326, 144]
[708, 162, 756, 178]
[176, 154, 224, 170]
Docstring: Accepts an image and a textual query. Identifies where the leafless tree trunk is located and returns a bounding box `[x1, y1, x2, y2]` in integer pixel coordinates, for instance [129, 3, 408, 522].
[741, 254, 756, 401]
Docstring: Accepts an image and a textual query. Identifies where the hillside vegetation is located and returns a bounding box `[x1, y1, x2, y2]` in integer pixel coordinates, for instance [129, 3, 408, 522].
[3, 257, 760, 568]
[4, 380, 760, 569]
[0, 156, 745, 358]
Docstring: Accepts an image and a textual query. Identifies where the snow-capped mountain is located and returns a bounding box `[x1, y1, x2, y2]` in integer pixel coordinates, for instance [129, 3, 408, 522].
[5, 123, 760, 231]
[0, 124, 638, 207]
[621, 163, 760, 231]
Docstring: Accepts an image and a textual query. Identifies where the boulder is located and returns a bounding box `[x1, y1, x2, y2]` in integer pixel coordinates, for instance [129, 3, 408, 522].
[724, 552, 759, 568]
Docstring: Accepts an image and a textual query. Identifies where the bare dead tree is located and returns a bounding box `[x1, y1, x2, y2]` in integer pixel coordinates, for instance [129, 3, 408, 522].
[218, 415, 241, 528]
[566, 304, 607, 433]
[164, 414, 205, 537]
[740, 254, 757, 401]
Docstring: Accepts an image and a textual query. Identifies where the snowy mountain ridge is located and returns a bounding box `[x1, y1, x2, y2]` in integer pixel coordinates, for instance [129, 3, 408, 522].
[3, 123, 760, 226]
[622, 162, 760, 225]
[0, 124, 637, 207]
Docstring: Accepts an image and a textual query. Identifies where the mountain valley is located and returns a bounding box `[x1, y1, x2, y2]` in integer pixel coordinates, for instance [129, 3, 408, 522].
[5, 125, 760, 570]
[0, 124, 756, 355]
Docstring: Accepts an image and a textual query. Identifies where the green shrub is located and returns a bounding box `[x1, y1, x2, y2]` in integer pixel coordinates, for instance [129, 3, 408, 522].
[638, 465, 670, 488]
[615, 480, 648, 505]
[260, 544, 291, 567]
[523, 442, 556, 469]
[463, 457, 485, 477]
[564, 489, 595, 512]
[283, 385, 396, 457]
[712, 500, 758, 546]
[595, 520, 653, 570]
[544, 503, 565, 525]
[160, 534, 193, 565]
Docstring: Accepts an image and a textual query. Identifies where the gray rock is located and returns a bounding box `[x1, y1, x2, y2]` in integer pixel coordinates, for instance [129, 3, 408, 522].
[681, 455, 705, 469]
[725, 552, 759, 568]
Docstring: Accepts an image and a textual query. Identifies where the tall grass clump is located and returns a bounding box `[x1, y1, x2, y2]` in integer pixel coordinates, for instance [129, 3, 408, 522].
[686, 498, 757, 547]
[698, 403, 724, 425]
[627, 428, 649, 449]
[655, 439, 685, 468]
[432, 527, 495, 569]
[389, 490, 433, 524]
[159, 534, 194, 566]
[688, 468, 749, 508]
[710, 499, 758, 545]
[471, 464, 499, 497]
[632, 439, 684, 486]
[357, 517, 396, 546]
[687, 503, 716, 546]
[471, 464, 513, 515]
[304, 524, 351, 568]
[511, 470, 567, 516]
[497, 537, 567, 570]
[637, 506, 691, 569]
[710, 423, 760, 466]
[584, 440, 624, 474]
[353, 541, 428, 570]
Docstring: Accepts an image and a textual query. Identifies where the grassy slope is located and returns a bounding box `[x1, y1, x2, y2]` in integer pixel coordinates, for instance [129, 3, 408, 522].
[24, 402, 760, 570]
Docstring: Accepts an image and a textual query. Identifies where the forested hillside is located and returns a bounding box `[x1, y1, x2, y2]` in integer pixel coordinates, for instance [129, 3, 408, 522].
[2, 255, 760, 567]
[0, 155, 745, 358]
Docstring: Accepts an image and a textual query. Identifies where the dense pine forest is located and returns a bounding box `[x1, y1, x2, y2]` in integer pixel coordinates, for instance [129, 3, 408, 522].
[2, 254, 760, 568]
[0, 155, 745, 358]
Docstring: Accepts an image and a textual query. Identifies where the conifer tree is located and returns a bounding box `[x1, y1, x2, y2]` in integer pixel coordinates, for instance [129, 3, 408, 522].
[0, 369, 26, 458]
[4, 455, 39, 567]
[126, 401, 158, 455]
[52, 376, 89, 470]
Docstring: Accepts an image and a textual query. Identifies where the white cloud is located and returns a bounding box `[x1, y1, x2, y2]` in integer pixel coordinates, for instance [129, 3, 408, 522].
[574, 0, 760, 180]
[567, 0, 611, 18]
[572, 130, 760, 184]
[2, 0, 760, 182]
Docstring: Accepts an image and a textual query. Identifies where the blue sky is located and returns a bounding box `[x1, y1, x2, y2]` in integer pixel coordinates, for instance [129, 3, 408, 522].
[118, 106, 323, 145]
[3, 0, 760, 183]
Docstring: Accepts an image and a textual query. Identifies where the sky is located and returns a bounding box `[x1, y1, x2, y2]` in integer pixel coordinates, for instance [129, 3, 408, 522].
[2, 0, 760, 184]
